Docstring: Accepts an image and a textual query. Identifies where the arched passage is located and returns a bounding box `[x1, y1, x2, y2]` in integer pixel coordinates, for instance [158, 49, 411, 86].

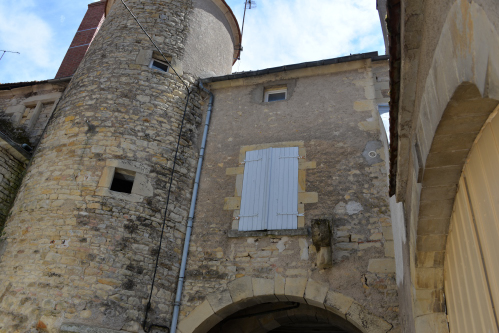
[414, 82, 498, 329]
[176, 276, 393, 333]
[395, 0, 499, 331]
[206, 302, 363, 333]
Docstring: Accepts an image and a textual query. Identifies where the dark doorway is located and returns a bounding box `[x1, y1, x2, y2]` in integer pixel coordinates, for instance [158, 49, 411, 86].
[207, 302, 362, 333]
[270, 322, 350, 332]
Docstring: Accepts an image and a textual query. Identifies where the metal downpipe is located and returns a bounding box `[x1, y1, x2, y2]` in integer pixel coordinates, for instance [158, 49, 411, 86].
[170, 81, 213, 333]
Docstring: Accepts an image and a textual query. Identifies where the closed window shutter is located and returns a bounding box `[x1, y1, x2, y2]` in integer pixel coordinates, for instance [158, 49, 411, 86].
[239, 149, 271, 231]
[239, 147, 299, 231]
[267, 147, 299, 230]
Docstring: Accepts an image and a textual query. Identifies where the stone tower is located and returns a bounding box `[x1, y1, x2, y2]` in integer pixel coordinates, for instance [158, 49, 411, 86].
[0, 0, 240, 331]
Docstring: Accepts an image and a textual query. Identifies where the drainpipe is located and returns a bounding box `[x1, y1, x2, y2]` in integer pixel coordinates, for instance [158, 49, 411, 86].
[170, 80, 214, 333]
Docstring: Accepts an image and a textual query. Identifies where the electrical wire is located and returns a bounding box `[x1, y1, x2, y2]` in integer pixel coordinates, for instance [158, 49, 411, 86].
[142, 87, 191, 332]
[120, 0, 188, 90]
[120, 0, 193, 330]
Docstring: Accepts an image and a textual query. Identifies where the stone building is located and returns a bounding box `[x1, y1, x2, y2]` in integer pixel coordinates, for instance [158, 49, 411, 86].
[0, 0, 403, 332]
[385, 0, 499, 332]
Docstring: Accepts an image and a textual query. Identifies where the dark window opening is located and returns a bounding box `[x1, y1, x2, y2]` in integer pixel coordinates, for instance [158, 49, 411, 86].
[267, 92, 286, 102]
[150, 59, 169, 72]
[110, 169, 135, 194]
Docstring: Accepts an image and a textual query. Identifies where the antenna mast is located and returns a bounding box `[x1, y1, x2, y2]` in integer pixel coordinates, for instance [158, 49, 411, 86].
[0, 50, 20, 62]
[239, 0, 256, 60]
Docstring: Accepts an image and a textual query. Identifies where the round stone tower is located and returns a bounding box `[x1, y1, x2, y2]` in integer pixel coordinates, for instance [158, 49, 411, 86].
[0, 0, 240, 332]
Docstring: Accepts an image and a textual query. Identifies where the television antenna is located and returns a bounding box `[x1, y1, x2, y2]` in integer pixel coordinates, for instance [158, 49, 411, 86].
[241, 0, 256, 38]
[0, 50, 20, 62]
[238, 0, 256, 61]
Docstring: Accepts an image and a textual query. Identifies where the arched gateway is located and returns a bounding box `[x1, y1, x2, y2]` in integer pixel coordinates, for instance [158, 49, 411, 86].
[176, 276, 393, 333]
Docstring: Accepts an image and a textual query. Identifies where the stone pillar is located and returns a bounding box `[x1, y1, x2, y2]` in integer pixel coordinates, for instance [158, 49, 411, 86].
[0, 0, 238, 331]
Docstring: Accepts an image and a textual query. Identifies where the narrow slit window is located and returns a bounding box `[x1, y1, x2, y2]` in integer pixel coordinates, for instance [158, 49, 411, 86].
[264, 87, 287, 102]
[149, 59, 169, 72]
[110, 168, 135, 194]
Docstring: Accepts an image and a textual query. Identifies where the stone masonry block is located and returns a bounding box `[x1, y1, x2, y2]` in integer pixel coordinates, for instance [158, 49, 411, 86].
[416, 268, 444, 290]
[304, 279, 328, 308]
[60, 324, 123, 333]
[324, 290, 354, 319]
[206, 290, 233, 315]
[284, 277, 307, 303]
[223, 197, 241, 210]
[382, 227, 393, 240]
[252, 278, 276, 302]
[414, 313, 449, 333]
[346, 302, 393, 333]
[414, 288, 445, 317]
[417, 234, 447, 252]
[135, 49, 153, 66]
[317, 246, 332, 269]
[228, 276, 254, 303]
[367, 259, 395, 274]
[354, 100, 374, 112]
[384, 241, 395, 258]
[274, 274, 287, 301]
[177, 300, 221, 333]
[5, 104, 26, 115]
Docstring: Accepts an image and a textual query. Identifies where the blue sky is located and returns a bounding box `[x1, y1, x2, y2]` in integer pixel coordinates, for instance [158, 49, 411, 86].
[0, 0, 385, 84]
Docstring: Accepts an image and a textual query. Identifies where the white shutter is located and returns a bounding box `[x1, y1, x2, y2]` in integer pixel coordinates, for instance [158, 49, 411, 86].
[239, 147, 299, 231]
[267, 147, 299, 230]
[238, 149, 271, 231]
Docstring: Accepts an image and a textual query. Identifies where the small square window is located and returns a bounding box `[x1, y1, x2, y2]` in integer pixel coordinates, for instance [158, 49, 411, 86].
[110, 168, 135, 194]
[149, 59, 169, 72]
[264, 87, 287, 102]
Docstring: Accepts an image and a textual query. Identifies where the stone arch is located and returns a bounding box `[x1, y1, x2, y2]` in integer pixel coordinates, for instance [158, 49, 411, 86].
[206, 302, 363, 333]
[409, 0, 499, 330]
[414, 82, 498, 328]
[176, 276, 393, 333]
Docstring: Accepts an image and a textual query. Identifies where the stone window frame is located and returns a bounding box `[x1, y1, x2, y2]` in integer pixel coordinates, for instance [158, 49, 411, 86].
[149, 58, 169, 73]
[135, 49, 182, 76]
[7, 92, 62, 130]
[224, 141, 317, 237]
[264, 85, 288, 103]
[97, 159, 153, 203]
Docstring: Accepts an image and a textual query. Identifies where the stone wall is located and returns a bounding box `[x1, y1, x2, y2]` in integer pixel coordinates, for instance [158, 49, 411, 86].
[0, 81, 69, 145]
[182, 0, 238, 77]
[0, 135, 28, 231]
[0, 0, 236, 332]
[176, 58, 399, 332]
[390, 0, 499, 331]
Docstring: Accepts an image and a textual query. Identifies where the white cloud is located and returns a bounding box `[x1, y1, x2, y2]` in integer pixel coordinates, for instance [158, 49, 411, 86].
[0, 1, 58, 82]
[230, 0, 385, 71]
[0, 0, 385, 83]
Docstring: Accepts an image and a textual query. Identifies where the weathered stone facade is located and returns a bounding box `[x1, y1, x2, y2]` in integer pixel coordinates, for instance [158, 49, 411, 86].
[0, 135, 28, 231]
[385, 0, 499, 332]
[174, 55, 398, 332]
[0, 80, 68, 145]
[0, 0, 402, 332]
[0, 0, 237, 332]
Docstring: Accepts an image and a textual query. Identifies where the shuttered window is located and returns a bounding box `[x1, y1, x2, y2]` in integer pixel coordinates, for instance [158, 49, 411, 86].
[239, 147, 299, 231]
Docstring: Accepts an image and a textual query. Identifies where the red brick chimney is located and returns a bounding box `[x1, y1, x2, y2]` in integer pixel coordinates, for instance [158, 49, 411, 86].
[55, 0, 106, 79]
